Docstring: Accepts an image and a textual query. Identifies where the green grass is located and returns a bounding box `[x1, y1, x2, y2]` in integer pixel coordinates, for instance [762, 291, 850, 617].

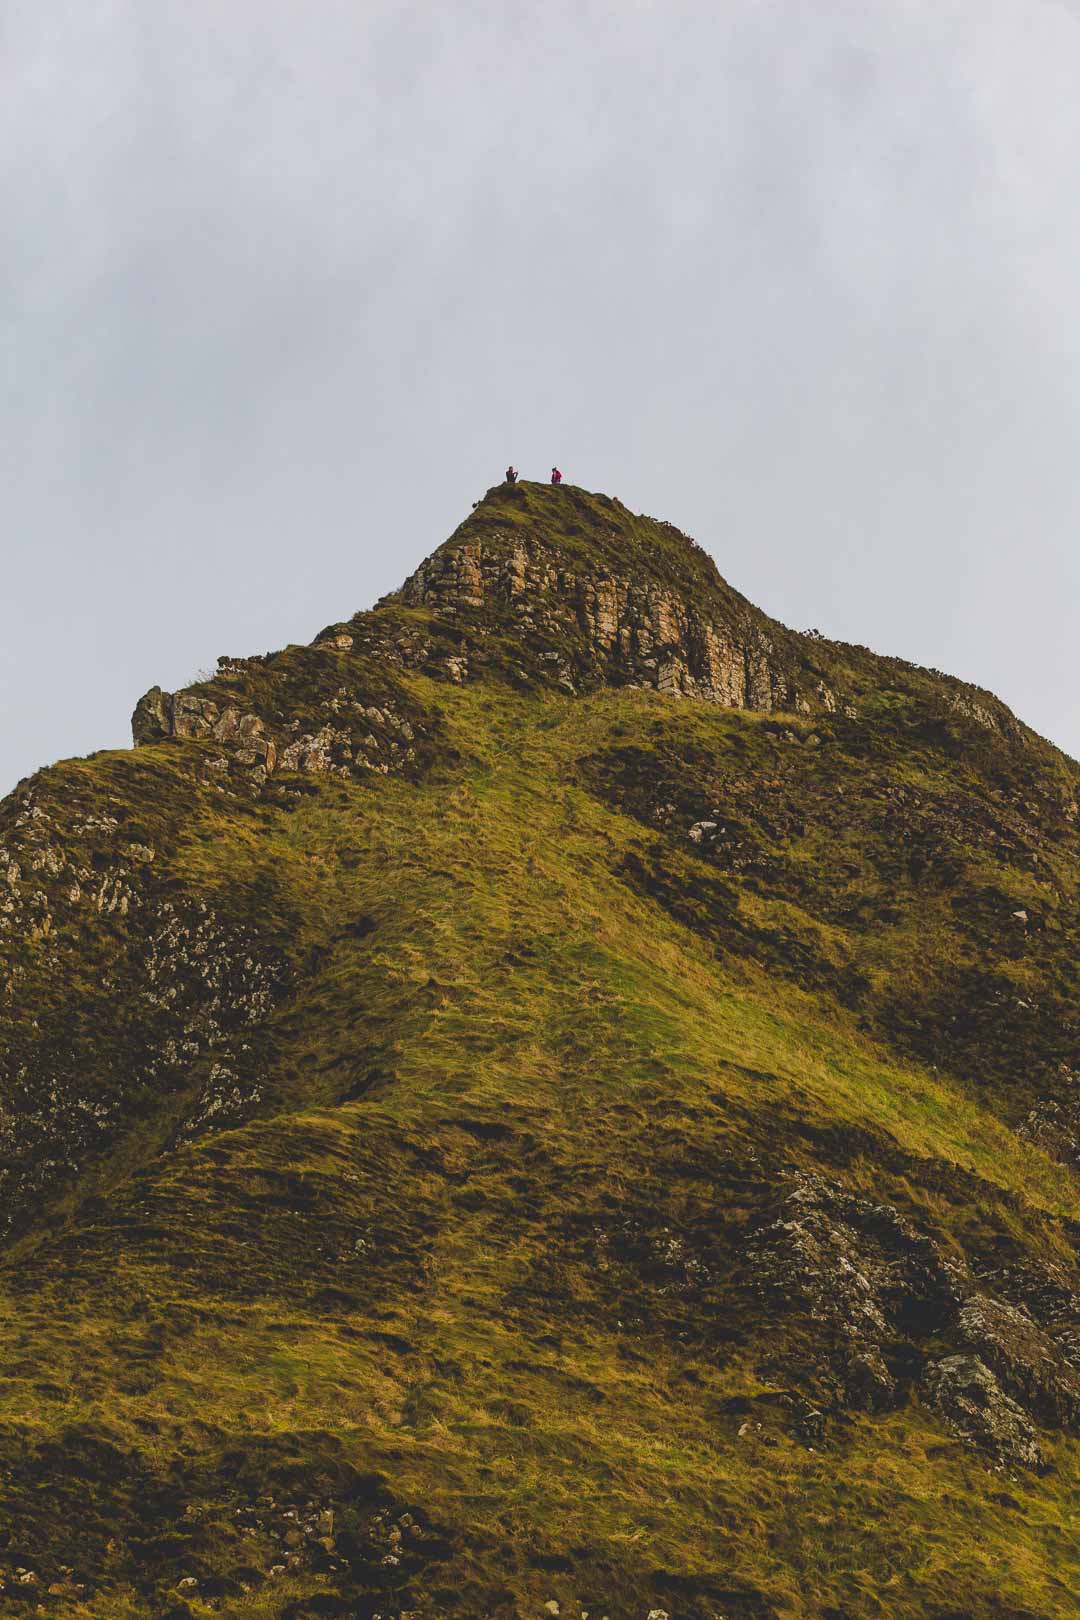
[0, 626, 1078, 1614]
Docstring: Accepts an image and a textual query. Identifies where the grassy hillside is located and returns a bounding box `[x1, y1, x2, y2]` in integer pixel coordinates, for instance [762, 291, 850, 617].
[0, 489, 1077, 1618]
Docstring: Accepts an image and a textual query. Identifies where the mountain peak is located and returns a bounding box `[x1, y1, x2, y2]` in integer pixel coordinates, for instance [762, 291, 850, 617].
[397, 478, 745, 611]
[129, 485, 826, 782]
[2, 484, 1080, 1617]
[385, 481, 816, 711]
[130, 486, 1044, 800]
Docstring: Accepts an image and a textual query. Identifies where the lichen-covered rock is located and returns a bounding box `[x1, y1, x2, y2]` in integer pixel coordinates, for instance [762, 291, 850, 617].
[131, 684, 174, 744]
[955, 1293, 1080, 1428]
[0, 772, 293, 1239]
[742, 1168, 1080, 1455]
[924, 1355, 1045, 1472]
[950, 690, 1023, 739]
[745, 1172, 956, 1411]
[0, 876, 290, 1239]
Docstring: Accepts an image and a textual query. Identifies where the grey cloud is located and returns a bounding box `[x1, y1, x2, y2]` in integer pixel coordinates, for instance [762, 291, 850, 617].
[3, 0, 1079, 793]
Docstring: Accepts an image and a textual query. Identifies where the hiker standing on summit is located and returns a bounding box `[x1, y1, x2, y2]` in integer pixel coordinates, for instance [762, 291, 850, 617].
[550, 467, 563, 484]
[505, 465, 518, 484]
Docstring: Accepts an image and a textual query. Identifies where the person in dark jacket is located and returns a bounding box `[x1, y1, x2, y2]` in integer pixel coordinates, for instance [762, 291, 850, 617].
[550, 467, 563, 484]
[505, 465, 518, 484]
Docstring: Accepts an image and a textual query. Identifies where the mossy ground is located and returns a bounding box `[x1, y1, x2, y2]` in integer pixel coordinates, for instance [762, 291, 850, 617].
[0, 670, 1078, 1617]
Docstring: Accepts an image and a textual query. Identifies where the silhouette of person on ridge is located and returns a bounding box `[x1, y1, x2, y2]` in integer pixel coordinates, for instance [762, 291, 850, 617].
[550, 467, 563, 485]
[505, 465, 518, 485]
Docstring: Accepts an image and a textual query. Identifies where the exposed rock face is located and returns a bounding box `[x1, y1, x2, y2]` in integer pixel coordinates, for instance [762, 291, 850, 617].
[745, 1171, 1080, 1466]
[133, 688, 278, 772]
[955, 1293, 1080, 1429]
[925, 1356, 1045, 1472]
[0, 786, 290, 1239]
[132, 672, 429, 786]
[950, 689, 1023, 740]
[397, 531, 809, 712]
[130, 514, 823, 779]
[746, 1172, 913, 1410]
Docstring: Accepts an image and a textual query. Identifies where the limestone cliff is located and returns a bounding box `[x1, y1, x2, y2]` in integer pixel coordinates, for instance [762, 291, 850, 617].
[393, 505, 807, 711]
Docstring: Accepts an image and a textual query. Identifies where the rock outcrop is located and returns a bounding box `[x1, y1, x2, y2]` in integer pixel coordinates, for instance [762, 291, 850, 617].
[0, 781, 290, 1239]
[925, 1355, 1046, 1472]
[396, 527, 809, 711]
[131, 660, 436, 788]
[744, 1170, 1080, 1465]
[1019, 1078, 1080, 1167]
[131, 493, 830, 784]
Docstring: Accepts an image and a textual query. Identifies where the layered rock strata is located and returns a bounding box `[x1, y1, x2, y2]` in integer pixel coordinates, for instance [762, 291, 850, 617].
[396, 529, 815, 712]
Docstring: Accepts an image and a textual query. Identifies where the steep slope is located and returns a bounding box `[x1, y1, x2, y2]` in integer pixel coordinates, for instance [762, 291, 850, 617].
[0, 483, 1078, 1620]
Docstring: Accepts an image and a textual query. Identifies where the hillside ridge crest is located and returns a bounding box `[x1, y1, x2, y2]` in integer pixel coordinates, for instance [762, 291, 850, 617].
[125, 482, 1040, 791]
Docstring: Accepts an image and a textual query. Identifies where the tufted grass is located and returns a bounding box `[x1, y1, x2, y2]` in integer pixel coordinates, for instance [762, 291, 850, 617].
[0, 642, 1077, 1613]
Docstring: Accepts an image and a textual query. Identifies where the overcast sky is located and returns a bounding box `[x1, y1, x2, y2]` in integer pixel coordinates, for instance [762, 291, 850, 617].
[4, 0, 1080, 794]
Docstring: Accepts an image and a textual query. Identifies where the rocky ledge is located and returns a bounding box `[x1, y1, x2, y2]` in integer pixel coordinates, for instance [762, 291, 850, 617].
[393, 513, 833, 714]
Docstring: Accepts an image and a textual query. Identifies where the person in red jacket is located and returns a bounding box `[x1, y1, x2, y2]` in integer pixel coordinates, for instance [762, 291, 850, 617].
[550, 467, 563, 484]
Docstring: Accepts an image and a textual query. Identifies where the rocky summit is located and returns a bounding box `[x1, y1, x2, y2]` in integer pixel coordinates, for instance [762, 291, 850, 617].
[1, 480, 1078, 1620]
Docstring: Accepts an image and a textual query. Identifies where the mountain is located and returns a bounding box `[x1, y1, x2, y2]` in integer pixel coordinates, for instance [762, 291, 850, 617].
[1, 480, 1078, 1620]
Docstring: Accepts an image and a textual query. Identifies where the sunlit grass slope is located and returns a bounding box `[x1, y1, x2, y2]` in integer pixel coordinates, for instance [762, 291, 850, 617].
[0, 675, 1077, 1618]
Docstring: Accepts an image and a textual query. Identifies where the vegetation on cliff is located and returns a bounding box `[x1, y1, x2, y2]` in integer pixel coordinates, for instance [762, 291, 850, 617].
[0, 486, 1077, 1618]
